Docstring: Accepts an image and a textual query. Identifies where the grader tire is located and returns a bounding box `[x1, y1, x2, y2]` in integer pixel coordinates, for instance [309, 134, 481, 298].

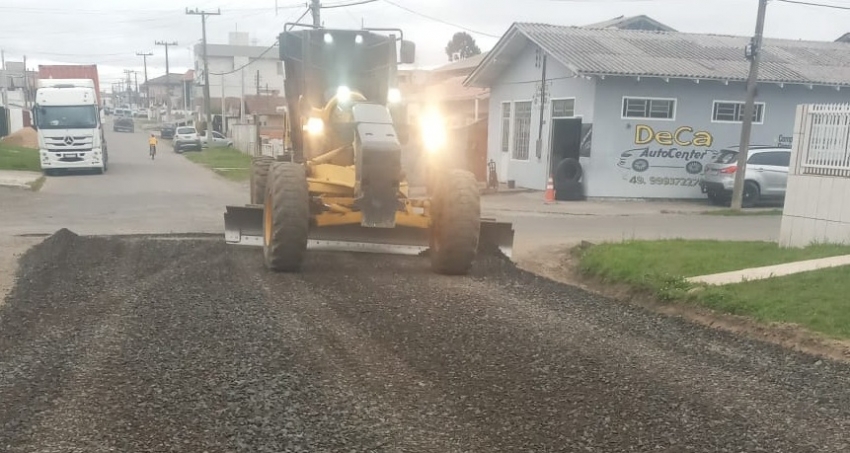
[250, 156, 275, 205]
[263, 162, 310, 272]
[430, 169, 481, 275]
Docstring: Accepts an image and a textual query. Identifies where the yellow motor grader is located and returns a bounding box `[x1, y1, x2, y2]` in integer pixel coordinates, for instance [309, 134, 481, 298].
[223, 25, 513, 274]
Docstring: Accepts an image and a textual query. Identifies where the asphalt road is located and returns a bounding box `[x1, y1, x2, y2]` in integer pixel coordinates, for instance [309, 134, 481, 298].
[0, 123, 246, 237]
[0, 120, 829, 451]
[1, 231, 848, 452]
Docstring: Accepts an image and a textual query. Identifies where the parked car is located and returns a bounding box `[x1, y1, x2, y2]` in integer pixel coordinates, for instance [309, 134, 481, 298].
[173, 126, 203, 153]
[113, 116, 135, 133]
[699, 145, 791, 207]
[201, 130, 234, 148]
[160, 122, 176, 139]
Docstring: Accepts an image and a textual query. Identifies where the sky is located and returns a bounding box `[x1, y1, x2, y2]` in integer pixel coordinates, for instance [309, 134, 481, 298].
[3, 0, 850, 92]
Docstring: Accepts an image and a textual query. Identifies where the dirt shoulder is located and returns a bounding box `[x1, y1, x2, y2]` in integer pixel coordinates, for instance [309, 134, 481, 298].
[517, 245, 850, 364]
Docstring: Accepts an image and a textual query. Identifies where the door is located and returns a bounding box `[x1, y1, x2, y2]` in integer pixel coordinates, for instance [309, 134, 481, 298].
[549, 118, 582, 176]
[759, 151, 791, 196]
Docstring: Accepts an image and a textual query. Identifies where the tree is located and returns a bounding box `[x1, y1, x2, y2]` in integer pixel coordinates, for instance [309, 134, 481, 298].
[445, 32, 481, 62]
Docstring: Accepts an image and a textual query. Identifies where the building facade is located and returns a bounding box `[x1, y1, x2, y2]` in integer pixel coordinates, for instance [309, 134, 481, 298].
[465, 22, 850, 199]
[193, 32, 284, 103]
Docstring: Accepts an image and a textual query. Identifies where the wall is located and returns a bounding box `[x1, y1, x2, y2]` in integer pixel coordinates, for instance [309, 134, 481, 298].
[199, 56, 284, 100]
[780, 104, 850, 247]
[487, 43, 596, 190]
[230, 123, 258, 155]
[589, 77, 850, 198]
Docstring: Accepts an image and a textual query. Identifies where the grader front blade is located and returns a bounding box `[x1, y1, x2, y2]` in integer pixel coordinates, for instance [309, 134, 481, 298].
[223, 204, 514, 258]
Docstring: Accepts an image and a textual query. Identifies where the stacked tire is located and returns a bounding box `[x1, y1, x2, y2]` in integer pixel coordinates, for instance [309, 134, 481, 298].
[553, 157, 584, 201]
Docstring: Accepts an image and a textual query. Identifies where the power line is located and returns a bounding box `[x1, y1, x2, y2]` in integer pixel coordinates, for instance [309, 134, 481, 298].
[187, 7, 222, 138]
[209, 40, 280, 76]
[381, 0, 501, 38]
[775, 0, 850, 10]
[322, 0, 379, 8]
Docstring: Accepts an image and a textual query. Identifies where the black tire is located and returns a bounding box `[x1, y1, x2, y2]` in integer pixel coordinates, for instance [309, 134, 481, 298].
[429, 169, 481, 275]
[632, 158, 650, 172]
[742, 181, 760, 208]
[554, 157, 582, 183]
[250, 156, 275, 205]
[263, 162, 310, 272]
[555, 179, 584, 201]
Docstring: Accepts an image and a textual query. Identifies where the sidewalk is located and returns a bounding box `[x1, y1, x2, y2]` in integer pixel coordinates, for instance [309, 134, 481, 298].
[481, 190, 721, 217]
[0, 170, 43, 190]
[688, 254, 850, 285]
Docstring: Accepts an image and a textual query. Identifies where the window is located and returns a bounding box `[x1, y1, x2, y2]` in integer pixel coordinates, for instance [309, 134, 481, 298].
[512, 101, 532, 160]
[500, 102, 511, 153]
[552, 99, 575, 118]
[712, 101, 765, 123]
[622, 97, 675, 120]
[749, 151, 790, 167]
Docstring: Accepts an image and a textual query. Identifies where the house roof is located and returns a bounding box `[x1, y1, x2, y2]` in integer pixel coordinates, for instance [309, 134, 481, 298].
[410, 75, 488, 103]
[432, 52, 489, 73]
[142, 73, 185, 87]
[583, 15, 676, 32]
[465, 22, 850, 88]
[244, 95, 287, 115]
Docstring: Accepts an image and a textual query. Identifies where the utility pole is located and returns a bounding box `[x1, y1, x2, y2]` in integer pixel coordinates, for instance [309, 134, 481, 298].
[310, 0, 321, 27]
[136, 51, 153, 108]
[255, 69, 261, 156]
[155, 40, 178, 120]
[133, 71, 139, 106]
[730, 0, 768, 211]
[186, 7, 221, 142]
[1, 49, 7, 114]
[123, 69, 134, 106]
[22, 54, 28, 110]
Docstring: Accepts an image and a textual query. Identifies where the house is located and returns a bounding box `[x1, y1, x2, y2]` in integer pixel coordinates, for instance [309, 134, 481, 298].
[583, 15, 677, 32]
[140, 73, 185, 108]
[193, 32, 284, 105]
[464, 22, 850, 198]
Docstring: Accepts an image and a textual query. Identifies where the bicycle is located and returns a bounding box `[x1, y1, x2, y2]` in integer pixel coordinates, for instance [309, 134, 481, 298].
[149, 144, 156, 160]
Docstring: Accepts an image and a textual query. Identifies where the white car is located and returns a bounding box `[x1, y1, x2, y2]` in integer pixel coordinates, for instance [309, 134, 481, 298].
[173, 126, 203, 153]
[201, 131, 234, 148]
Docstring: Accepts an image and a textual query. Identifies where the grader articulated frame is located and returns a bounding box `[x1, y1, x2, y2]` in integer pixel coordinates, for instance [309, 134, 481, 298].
[223, 24, 514, 274]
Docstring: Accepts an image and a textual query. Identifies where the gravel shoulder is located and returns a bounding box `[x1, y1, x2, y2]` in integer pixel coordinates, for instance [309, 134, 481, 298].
[1, 231, 849, 452]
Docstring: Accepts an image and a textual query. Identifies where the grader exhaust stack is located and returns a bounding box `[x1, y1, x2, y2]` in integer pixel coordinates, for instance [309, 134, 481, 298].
[222, 24, 514, 273]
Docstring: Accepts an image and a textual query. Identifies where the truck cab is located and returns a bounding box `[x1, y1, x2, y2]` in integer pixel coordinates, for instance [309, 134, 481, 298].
[32, 78, 108, 175]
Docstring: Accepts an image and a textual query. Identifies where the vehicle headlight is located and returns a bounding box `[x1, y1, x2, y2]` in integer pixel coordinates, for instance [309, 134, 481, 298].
[336, 86, 351, 103]
[388, 88, 402, 104]
[420, 110, 446, 153]
[305, 117, 324, 135]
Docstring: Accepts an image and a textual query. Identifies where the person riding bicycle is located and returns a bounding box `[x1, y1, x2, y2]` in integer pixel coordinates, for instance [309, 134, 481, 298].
[148, 133, 157, 159]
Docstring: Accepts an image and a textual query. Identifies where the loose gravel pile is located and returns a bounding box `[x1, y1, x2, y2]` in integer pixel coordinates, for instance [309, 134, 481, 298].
[1, 229, 849, 452]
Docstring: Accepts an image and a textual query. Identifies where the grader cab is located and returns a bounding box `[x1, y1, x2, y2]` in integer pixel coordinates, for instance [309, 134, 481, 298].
[223, 25, 513, 274]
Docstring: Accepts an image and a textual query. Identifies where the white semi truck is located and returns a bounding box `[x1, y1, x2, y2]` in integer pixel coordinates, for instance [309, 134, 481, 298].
[32, 78, 108, 175]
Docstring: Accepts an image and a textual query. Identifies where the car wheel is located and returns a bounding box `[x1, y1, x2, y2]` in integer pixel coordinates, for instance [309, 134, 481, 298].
[742, 181, 760, 208]
[632, 158, 650, 172]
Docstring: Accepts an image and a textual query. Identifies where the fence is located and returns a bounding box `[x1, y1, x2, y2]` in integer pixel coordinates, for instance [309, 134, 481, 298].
[793, 104, 850, 178]
[779, 104, 850, 247]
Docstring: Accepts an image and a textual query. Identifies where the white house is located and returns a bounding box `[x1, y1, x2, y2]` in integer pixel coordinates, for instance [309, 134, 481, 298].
[464, 21, 850, 199]
[193, 32, 284, 103]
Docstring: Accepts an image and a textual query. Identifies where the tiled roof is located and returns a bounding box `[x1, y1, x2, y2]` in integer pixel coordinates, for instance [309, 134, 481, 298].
[409, 75, 488, 103]
[466, 23, 850, 88]
[582, 15, 677, 32]
[142, 73, 185, 87]
[432, 52, 489, 73]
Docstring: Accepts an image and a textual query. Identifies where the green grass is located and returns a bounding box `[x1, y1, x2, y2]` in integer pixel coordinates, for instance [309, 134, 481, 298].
[576, 239, 850, 338]
[702, 208, 783, 216]
[183, 147, 251, 182]
[0, 144, 40, 171]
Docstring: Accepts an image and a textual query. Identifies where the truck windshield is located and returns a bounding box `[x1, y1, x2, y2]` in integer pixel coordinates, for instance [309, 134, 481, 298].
[36, 106, 98, 129]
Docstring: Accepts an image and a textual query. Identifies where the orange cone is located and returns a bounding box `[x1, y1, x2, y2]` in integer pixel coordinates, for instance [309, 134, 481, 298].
[544, 176, 555, 203]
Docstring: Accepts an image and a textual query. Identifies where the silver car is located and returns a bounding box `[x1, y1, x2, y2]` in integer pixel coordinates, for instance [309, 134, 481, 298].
[699, 145, 791, 207]
[173, 126, 203, 153]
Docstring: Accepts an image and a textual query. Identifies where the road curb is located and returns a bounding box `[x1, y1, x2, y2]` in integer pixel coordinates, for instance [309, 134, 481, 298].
[0, 171, 44, 191]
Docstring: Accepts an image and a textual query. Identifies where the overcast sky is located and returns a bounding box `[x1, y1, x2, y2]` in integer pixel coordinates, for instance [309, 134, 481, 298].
[3, 0, 850, 92]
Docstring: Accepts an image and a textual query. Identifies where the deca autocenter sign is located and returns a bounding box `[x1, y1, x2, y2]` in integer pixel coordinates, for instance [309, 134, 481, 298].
[617, 124, 720, 192]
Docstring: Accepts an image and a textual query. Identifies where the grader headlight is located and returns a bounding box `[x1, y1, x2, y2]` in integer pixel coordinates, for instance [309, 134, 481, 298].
[305, 117, 324, 135]
[336, 86, 352, 103]
[388, 88, 402, 104]
[420, 110, 446, 153]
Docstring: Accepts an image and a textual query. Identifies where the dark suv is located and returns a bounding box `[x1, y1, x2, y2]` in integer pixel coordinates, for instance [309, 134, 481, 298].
[160, 122, 176, 139]
[113, 116, 135, 133]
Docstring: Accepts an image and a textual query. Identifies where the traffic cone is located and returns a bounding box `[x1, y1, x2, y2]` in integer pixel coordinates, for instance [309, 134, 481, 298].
[544, 176, 555, 203]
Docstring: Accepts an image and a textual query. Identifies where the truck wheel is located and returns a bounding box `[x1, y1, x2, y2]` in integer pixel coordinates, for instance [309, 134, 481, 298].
[263, 162, 310, 272]
[429, 169, 481, 275]
[250, 156, 274, 205]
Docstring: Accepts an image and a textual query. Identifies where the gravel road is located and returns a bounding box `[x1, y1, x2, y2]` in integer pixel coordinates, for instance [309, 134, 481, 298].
[1, 229, 848, 452]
